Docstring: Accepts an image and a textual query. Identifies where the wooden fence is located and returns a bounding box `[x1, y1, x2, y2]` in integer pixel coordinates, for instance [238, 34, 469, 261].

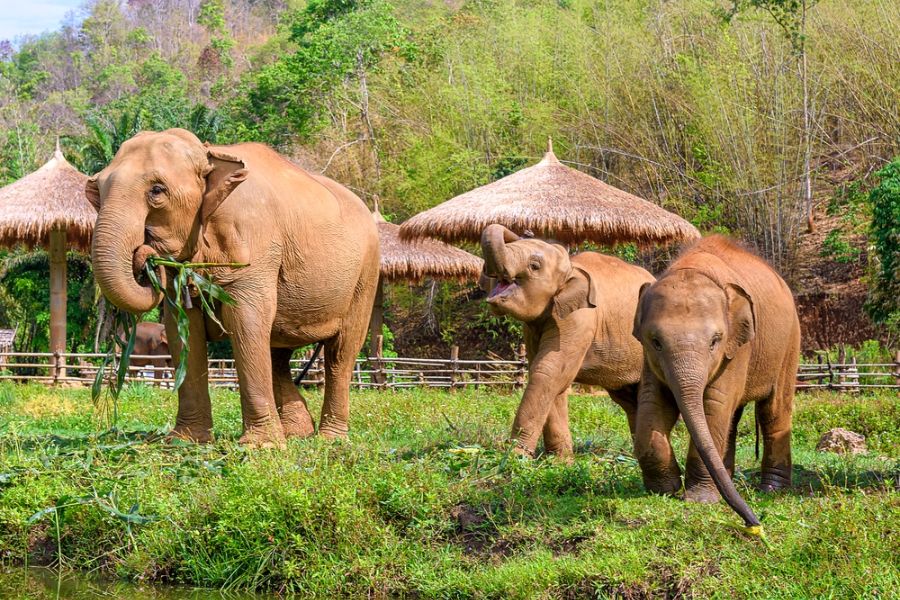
[0, 347, 896, 392]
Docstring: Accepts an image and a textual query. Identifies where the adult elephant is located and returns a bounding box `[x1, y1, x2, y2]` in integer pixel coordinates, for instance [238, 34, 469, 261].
[86, 129, 380, 447]
[631, 235, 800, 529]
[480, 224, 655, 458]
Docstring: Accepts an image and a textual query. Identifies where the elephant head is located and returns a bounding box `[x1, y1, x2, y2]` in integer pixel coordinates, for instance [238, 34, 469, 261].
[633, 268, 759, 526]
[480, 224, 596, 323]
[85, 129, 248, 313]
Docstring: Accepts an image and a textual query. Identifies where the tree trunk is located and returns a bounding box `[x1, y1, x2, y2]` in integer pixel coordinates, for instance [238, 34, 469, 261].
[49, 226, 67, 380]
[802, 0, 814, 233]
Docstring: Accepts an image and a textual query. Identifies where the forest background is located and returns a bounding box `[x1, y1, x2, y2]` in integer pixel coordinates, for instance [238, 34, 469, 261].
[0, 0, 897, 358]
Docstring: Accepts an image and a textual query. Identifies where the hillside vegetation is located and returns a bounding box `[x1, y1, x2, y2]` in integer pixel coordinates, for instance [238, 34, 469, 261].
[1, 0, 898, 354]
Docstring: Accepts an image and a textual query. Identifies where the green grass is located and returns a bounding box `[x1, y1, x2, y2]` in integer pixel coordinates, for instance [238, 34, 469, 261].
[0, 383, 897, 598]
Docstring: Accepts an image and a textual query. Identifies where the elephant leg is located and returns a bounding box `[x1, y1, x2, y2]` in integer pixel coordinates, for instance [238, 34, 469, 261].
[164, 302, 213, 443]
[271, 348, 315, 439]
[542, 391, 573, 459]
[319, 326, 365, 439]
[757, 365, 795, 492]
[634, 370, 681, 495]
[608, 383, 639, 437]
[683, 386, 734, 504]
[511, 331, 589, 457]
[224, 301, 285, 448]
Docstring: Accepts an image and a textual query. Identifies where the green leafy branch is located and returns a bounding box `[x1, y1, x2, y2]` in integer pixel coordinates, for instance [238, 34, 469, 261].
[92, 256, 247, 424]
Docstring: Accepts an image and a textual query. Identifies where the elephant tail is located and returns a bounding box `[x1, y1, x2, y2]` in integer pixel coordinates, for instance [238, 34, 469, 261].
[293, 341, 325, 386]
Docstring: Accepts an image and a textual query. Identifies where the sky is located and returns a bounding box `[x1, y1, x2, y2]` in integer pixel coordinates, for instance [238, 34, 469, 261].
[0, 1, 83, 42]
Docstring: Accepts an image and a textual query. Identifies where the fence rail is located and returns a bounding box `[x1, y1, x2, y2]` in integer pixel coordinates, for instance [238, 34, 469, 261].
[0, 347, 896, 392]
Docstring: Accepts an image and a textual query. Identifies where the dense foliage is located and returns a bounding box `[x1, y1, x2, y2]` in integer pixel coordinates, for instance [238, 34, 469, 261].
[865, 159, 900, 332]
[0, 0, 898, 352]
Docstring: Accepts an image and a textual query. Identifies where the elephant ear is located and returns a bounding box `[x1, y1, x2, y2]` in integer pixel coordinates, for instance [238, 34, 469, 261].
[553, 267, 597, 320]
[202, 147, 248, 223]
[158, 328, 168, 348]
[85, 175, 101, 211]
[724, 283, 756, 359]
[632, 281, 652, 341]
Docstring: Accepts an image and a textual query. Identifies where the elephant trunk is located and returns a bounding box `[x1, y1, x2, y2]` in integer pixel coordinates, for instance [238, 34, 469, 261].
[481, 224, 520, 279]
[92, 207, 166, 314]
[667, 353, 760, 527]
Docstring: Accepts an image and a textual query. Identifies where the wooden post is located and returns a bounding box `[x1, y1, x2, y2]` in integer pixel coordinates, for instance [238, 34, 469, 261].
[374, 334, 385, 388]
[368, 275, 384, 359]
[895, 351, 900, 388]
[449, 345, 459, 389]
[514, 343, 527, 389]
[49, 226, 67, 380]
[847, 356, 859, 394]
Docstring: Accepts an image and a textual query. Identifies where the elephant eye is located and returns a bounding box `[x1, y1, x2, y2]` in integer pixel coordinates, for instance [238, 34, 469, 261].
[651, 337, 663, 351]
[149, 184, 166, 196]
[710, 334, 722, 351]
[528, 261, 540, 271]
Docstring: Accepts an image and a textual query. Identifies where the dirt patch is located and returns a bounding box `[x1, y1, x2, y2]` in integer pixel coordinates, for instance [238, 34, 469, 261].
[24, 523, 55, 566]
[448, 503, 519, 559]
[550, 533, 590, 556]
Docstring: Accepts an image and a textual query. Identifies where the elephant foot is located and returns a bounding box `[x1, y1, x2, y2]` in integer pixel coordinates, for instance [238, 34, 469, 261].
[758, 468, 791, 493]
[684, 484, 720, 504]
[168, 425, 213, 444]
[279, 405, 316, 439]
[643, 475, 682, 496]
[239, 423, 287, 449]
[543, 442, 574, 462]
[318, 420, 349, 440]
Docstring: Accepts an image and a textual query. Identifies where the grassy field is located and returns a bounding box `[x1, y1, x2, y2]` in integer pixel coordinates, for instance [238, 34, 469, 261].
[0, 383, 896, 598]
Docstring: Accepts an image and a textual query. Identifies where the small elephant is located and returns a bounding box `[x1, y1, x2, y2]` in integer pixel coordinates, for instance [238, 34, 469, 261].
[121, 322, 172, 380]
[631, 236, 800, 528]
[87, 129, 380, 447]
[480, 224, 655, 458]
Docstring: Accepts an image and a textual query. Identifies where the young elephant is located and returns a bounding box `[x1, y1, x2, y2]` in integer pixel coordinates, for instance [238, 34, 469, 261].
[481, 224, 655, 458]
[117, 322, 172, 380]
[632, 236, 800, 529]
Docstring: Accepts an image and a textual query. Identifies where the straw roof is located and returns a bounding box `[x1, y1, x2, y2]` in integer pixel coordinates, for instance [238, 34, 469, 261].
[0, 143, 96, 251]
[375, 206, 483, 283]
[399, 141, 700, 246]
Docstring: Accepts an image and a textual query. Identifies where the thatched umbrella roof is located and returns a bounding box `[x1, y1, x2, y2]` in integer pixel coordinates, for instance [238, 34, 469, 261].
[399, 140, 699, 246]
[0, 142, 95, 252]
[375, 206, 482, 283]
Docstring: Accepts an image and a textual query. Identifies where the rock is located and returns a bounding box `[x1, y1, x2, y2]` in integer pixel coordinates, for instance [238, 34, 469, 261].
[816, 428, 867, 455]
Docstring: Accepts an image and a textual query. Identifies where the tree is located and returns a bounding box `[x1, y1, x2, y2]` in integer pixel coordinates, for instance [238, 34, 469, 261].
[865, 159, 900, 334]
[724, 0, 820, 233]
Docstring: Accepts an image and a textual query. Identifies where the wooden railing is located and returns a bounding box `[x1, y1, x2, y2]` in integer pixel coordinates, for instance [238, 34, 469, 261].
[0, 348, 896, 391]
[0, 345, 531, 390]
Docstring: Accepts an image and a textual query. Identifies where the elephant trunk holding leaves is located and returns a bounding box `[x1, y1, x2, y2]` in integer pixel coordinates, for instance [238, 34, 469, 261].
[631, 235, 800, 529]
[87, 129, 380, 447]
[480, 224, 655, 458]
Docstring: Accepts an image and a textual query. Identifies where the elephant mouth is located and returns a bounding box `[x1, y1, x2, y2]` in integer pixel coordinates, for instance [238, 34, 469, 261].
[488, 280, 516, 301]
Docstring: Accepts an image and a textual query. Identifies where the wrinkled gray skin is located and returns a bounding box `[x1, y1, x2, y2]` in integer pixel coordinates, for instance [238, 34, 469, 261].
[632, 236, 800, 527]
[86, 129, 380, 447]
[480, 224, 655, 458]
[118, 322, 171, 380]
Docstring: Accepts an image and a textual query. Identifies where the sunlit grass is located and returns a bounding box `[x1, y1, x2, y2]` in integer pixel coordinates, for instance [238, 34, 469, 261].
[0, 383, 896, 597]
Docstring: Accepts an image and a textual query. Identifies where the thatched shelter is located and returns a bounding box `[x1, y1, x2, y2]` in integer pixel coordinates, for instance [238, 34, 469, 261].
[0, 142, 96, 376]
[370, 202, 482, 359]
[399, 140, 700, 246]
[376, 208, 483, 284]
